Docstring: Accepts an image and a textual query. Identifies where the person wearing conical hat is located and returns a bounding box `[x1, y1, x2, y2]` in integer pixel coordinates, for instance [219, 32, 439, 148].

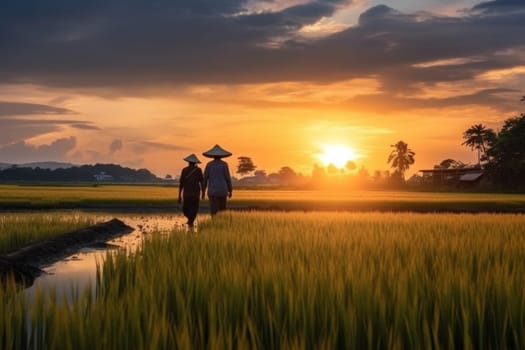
[201, 144, 233, 216]
[178, 153, 204, 227]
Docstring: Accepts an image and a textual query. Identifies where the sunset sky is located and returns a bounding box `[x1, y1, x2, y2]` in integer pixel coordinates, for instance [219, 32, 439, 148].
[1, 0, 524, 178]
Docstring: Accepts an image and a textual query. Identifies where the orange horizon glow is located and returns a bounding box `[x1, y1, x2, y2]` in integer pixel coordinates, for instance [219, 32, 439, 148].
[3, 83, 515, 179]
[317, 144, 359, 169]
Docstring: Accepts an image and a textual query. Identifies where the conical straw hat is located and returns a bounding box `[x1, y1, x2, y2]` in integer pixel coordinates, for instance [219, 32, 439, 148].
[202, 144, 232, 158]
[183, 153, 201, 163]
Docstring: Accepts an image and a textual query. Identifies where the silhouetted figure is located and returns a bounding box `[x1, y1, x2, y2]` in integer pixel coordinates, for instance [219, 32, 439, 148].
[202, 144, 233, 216]
[178, 154, 204, 227]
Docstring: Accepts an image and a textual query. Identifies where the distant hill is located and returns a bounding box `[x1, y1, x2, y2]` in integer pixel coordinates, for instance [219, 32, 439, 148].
[0, 163, 162, 183]
[0, 161, 76, 170]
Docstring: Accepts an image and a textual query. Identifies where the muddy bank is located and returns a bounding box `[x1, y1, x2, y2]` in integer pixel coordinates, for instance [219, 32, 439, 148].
[0, 218, 133, 287]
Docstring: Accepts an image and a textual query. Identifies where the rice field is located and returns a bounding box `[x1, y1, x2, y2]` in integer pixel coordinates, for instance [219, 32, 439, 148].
[1, 184, 525, 212]
[2, 211, 525, 349]
[0, 213, 96, 254]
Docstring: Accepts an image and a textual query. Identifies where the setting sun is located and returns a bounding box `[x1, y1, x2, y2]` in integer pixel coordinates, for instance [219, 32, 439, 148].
[317, 144, 358, 169]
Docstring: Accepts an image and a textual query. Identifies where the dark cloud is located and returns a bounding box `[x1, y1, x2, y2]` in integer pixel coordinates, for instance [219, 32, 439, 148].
[345, 88, 519, 113]
[0, 0, 245, 19]
[0, 101, 74, 116]
[0, 136, 76, 163]
[239, 1, 345, 34]
[300, 2, 525, 107]
[110, 139, 123, 153]
[0, 0, 349, 87]
[472, 0, 525, 13]
[0, 119, 58, 144]
[0, 102, 98, 143]
[358, 4, 402, 25]
[0, 0, 524, 110]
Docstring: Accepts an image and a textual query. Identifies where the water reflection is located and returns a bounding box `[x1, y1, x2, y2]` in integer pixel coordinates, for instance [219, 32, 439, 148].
[25, 214, 200, 300]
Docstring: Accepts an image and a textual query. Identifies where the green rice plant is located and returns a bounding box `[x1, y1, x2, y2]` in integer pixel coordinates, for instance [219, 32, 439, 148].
[0, 213, 96, 254]
[230, 190, 525, 212]
[0, 278, 27, 350]
[1, 185, 525, 212]
[0, 185, 179, 209]
[3, 212, 525, 349]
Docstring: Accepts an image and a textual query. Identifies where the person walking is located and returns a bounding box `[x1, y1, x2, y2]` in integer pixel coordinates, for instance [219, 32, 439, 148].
[202, 144, 233, 216]
[178, 153, 204, 227]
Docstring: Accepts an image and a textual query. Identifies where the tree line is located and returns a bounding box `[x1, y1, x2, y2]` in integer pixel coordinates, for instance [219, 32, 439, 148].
[0, 163, 161, 183]
[465, 105, 525, 189]
[435, 96, 525, 190]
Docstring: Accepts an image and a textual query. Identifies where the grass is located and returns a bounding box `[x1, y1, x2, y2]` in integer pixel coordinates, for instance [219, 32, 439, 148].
[232, 190, 525, 212]
[0, 184, 525, 212]
[2, 211, 524, 348]
[0, 213, 96, 254]
[0, 184, 178, 209]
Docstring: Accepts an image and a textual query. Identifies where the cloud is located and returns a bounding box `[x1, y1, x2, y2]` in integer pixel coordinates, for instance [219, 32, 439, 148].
[0, 136, 77, 163]
[48, 95, 73, 105]
[0, 100, 98, 143]
[71, 148, 145, 168]
[71, 123, 100, 130]
[345, 88, 518, 113]
[0, 101, 74, 116]
[472, 0, 524, 13]
[0, 0, 367, 88]
[0, 117, 99, 144]
[110, 139, 123, 153]
[0, 118, 60, 144]
[238, 0, 347, 42]
[0, 0, 524, 110]
[132, 141, 190, 153]
[357, 4, 402, 25]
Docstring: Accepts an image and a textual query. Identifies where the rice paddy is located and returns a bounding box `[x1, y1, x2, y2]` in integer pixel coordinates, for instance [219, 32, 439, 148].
[1, 210, 525, 349]
[0, 213, 96, 254]
[1, 184, 525, 212]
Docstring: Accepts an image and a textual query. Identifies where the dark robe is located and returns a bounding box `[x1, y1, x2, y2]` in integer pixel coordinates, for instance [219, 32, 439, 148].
[179, 165, 203, 225]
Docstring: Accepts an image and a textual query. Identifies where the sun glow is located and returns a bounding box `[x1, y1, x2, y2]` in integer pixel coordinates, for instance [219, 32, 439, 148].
[317, 144, 358, 168]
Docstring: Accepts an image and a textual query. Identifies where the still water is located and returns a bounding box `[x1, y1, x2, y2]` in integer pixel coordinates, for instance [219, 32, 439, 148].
[24, 214, 200, 299]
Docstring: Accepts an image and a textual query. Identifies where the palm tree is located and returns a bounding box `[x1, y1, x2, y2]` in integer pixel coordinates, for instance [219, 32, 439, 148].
[387, 141, 415, 180]
[461, 124, 496, 166]
[435, 158, 465, 169]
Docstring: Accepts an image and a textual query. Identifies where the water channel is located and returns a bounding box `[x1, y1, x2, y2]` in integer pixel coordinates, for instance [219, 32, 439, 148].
[24, 214, 201, 300]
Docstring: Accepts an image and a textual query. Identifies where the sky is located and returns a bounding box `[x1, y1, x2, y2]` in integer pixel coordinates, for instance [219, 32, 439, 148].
[1, 0, 524, 178]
